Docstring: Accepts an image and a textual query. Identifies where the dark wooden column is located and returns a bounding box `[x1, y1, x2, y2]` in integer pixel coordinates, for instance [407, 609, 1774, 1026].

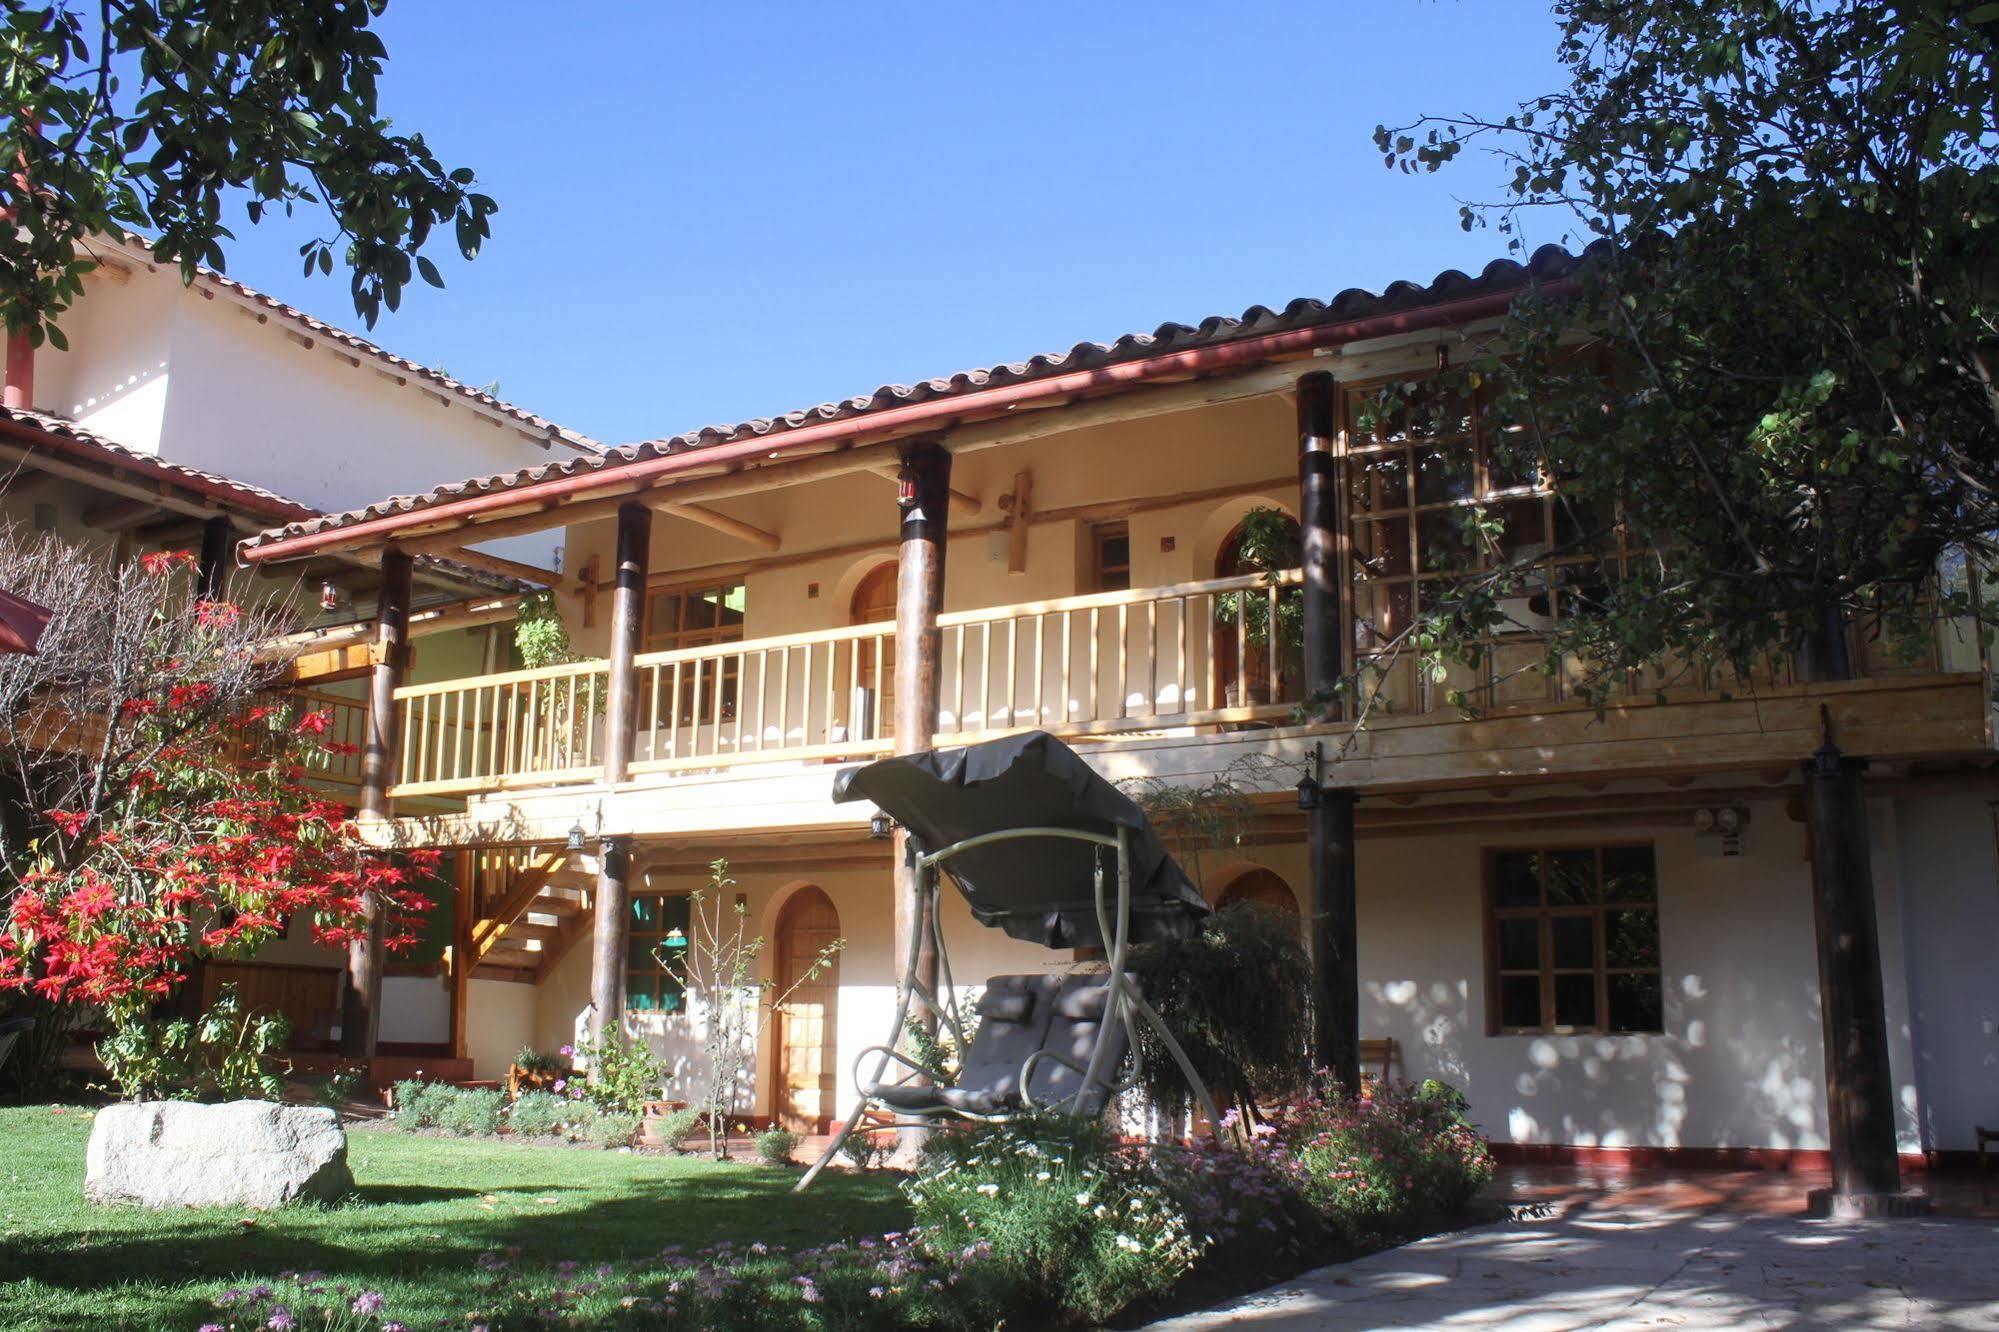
[1802, 734, 1902, 1202]
[587, 837, 633, 1058]
[1298, 372, 1361, 1093]
[195, 516, 231, 601]
[602, 502, 652, 784]
[891, 442, 952, 1036]
[449, 851, 474, 1063]
[344, 548, 412, 1058]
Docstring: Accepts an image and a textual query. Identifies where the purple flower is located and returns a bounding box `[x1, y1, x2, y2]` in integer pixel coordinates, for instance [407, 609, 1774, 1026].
[200, 1325, 223, 1332]
[266, 1309, 296, 1331]
[350, 1291, 385, 1315]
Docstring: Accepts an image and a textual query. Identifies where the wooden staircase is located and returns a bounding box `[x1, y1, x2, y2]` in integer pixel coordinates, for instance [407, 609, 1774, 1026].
[468, 847, 594, 984]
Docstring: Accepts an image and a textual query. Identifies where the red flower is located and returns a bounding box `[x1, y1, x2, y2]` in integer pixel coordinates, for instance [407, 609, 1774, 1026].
[44, 809, 89, 837]
[138, 550, 196, 576]
[295, 710, 334, 737]
[194, 600, 242, 629]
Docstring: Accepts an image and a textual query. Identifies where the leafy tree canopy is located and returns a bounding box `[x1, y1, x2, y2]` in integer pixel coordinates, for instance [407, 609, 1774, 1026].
[1373, 1, 1999, 704]
[0, 0, 494, 345]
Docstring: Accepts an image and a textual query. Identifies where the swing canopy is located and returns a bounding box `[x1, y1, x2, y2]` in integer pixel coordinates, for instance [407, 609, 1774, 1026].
[831, 730, 1209, 949]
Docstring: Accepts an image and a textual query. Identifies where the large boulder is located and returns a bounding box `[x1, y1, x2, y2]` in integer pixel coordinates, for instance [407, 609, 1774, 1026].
[85, 1100, 353, 1209]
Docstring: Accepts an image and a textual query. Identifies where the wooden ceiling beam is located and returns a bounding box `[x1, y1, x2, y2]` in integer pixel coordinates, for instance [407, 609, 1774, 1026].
[653, 500, 781, 552]
[431, 546, 559, 586]
[83, 496, 167, 530]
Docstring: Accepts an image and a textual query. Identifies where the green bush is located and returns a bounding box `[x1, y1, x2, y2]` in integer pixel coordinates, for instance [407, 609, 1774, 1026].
[839, 1127, 888, 1171]
[650, 1106, 702, 1150]
[755, 1127, 801, 1166]
[391, 1078, 453, 1129]
[507, 1089, 574, 1137]
[1282, 1078, 1495, 1235]
[906, 1115, 1207, 1324]
[585, 1108, 639, 1148]
[580, 1032, 667, 1117]
[435, 1086, 505, 1137]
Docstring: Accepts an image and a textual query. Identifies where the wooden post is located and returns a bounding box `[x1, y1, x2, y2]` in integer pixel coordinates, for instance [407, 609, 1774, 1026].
[602, 502, 652, 784]
[586, 836, 633, 1060]
[1802, 731, 1906, 1208]
[891, 442, 951, 1151]
[195, 515, 231, 601]
[449, 851, 474, 1062]
[343, 549, 412, 1059]
[1298, 372, 1363, 1093]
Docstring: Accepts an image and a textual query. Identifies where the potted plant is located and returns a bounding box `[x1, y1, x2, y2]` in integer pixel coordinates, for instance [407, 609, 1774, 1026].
[506, 1046, 573, 1097]
[1212, 506, 1304, 707]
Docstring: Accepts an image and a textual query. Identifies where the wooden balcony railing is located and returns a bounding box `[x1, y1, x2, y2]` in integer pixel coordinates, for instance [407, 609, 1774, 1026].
[387, 569, 1305, 798]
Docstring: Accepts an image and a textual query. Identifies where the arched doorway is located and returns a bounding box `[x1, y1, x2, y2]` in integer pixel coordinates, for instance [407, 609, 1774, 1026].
[1216, 867, 1300, 918]
[846, 561, 897, 741]
[772, 885, 841, 1132]
[1212, 514, 1302, 709]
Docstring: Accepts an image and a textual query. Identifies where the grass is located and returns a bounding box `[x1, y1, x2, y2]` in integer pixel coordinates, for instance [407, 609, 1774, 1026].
[0, 1104, 910, 1331]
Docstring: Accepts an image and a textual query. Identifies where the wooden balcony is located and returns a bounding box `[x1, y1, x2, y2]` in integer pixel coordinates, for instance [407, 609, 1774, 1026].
[379, 568, 1996, 809]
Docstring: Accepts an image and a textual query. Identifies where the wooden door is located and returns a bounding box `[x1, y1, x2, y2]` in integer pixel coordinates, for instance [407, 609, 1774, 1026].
[773, 886, 841, 1132]
[845, 562, 898, 741]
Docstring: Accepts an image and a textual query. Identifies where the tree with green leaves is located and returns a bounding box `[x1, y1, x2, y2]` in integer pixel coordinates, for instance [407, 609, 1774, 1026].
[1371, 1, 1999, 705]
[0, 0, 494, 347]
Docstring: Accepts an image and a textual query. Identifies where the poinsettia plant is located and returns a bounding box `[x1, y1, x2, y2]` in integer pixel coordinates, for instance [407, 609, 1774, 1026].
[0, 536, 436, 1095]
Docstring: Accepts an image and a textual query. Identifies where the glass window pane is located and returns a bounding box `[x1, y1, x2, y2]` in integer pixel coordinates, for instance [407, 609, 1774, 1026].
[1602, 846, 1657, 903]
[1499, 918, 1539, 971]
[1554, 973, 1597, 1028]
[630, 897, 660, 928]
[1354, 516, 1412, 579]
[1493, 852, 1541, 908]
[1414, 445, 1475, 506]
[1547, 850, 1598, 905]
[1353, 453, 1409, 514]
[1486, 434, 1539, 492]
[626, 979, 656, 1012]
[1488, 498, 1548, 566]
[1608, 973, 1662, 1033]
[1418, 509, 1477, 573]
[1605, 909, 1660, 969]
[1551, 915, 1595, 970]
[1499, 975, 1541, 1029]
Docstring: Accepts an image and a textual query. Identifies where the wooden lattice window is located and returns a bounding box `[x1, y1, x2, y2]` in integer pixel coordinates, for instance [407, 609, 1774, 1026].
[1485, 845, 1663, 1035]
[1091, 522, 1132, 593]
[644, 581, 747, 721]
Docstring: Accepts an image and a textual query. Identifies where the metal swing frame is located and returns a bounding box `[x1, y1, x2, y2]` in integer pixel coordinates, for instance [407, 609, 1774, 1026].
[796, 823, 1220, 1191]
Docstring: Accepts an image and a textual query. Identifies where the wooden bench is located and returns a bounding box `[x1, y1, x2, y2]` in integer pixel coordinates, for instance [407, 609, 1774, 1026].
[1359, 1037, 1400, 1085]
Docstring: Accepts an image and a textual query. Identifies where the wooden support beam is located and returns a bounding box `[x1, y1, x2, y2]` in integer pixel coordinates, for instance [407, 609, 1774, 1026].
[81, 496, 160, 530]
[1002, 470, 1031, 574]
[197, 515, 231, 600]
[262, 595, 522, 658]
[470, 846, 566, 959]
[280, 642, 375, 685]
[450, 852, 474, 1062]
[586, 837, 633, 1060]
[1801, 733, 1907, 1210]
[345, 549, 412, 1060]
[602, 502, 651, 784]
[438, 546, 559, 586]
[655, 499, 781, 551]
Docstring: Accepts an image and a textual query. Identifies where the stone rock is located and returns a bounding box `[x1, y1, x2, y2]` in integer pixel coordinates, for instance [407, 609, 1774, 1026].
[85, 1100, 353, 1209]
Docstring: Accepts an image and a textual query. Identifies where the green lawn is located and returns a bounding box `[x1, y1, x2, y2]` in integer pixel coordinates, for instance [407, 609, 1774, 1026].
[0, 1104, 909, 1331]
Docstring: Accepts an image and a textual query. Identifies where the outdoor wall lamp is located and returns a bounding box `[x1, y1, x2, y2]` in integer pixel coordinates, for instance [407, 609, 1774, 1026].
[1295, 741, 1325, 811]
[565, 820, 587, 852]
[319, 581, 340, 612]
[869, 810, 895, 840]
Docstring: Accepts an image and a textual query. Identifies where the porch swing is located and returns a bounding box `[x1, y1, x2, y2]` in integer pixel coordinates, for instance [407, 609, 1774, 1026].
[796, 731, 1221, 1191]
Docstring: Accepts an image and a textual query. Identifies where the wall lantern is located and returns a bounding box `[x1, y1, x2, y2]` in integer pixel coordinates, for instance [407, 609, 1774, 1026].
[1295, 741, 1325, 811]
[869, 810, 895, 841]
[565, 819, 588, 852]
[319, 581, 340, 612]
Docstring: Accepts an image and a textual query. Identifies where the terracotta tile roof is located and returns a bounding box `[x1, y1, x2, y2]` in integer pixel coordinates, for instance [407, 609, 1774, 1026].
[246, 242, 1597, 550]
[102, 235, 600, 455]
[0, 405, 529, 594]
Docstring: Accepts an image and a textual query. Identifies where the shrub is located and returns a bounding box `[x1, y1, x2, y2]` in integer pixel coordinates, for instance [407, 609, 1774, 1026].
[580, 1032, 668, 1117]
[1279, 1078, 1495, 1235]
[755, 1127, 801, 1166]
[434, 1086, 505, 1137]
[310, 1065, 365, 1110]
[507, 1089, 573, 1137]
[650, 1106, 702, 1151]
[390, 1078, 452, 1129]
[511, 1045, 570, 1077]
[1127, 901, 1314, 1129]
[585, 1108, 639, 1148]
[906, 1115, 1207, 1324]
[839, 1127, 888, 1171]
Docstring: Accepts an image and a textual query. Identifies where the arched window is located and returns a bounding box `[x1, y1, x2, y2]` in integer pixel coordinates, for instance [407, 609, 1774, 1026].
[1216, 867, 1300, 917]
[1213, 513, 1302, 709]
[773, 886, 842, 1131]
[843, 562, 897, 740]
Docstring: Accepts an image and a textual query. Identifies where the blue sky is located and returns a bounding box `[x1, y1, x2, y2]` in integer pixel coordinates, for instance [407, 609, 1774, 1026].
[215, 2, 1568, 446]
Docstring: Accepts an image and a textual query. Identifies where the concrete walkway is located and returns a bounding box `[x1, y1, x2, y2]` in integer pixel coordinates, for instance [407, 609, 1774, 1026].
[1149, 1191, 1999, 1329]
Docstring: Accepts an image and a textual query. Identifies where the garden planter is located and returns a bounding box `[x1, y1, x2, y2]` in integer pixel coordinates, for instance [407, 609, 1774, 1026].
[85, 1100, 352, 1208]
[506, 1063, 572, 1097]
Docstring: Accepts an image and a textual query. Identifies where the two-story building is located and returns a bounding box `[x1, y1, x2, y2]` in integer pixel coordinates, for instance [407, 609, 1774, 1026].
[239, 244, 1997, 1192]
[0, 233, 598, 1074]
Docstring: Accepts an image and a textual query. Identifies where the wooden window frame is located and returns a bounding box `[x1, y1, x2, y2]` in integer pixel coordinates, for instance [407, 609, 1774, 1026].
[625, 891, 693, 1014]
[1090, 520, 1132, 593]
[643, 579, 748, 722]
[1481, 842, 1663, 1037]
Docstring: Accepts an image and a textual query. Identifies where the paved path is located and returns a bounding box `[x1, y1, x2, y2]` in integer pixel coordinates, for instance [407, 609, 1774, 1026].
[1149, 1198, 1999, 1329]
